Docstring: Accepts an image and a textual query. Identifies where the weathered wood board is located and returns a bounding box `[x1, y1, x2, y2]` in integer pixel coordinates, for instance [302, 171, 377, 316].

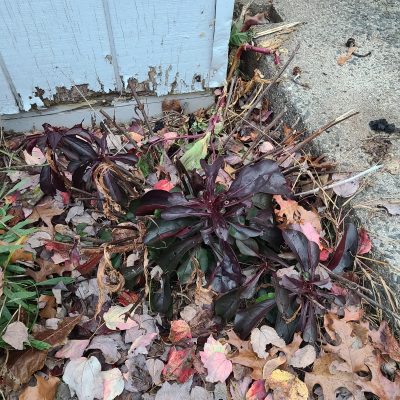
[0, 0, 234, 118]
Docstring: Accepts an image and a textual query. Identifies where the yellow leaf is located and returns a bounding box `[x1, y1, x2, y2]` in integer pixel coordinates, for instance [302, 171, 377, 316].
[266, 369, 308, 400]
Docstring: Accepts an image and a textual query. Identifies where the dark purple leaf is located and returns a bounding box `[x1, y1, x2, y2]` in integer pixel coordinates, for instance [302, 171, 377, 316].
[214, 287, 243, 322]
[282, 229, 320, 274]
[250, 208, 282, 250]
[156, 235, 203, 273]
[129, 118, 145, 135]
[135, 190, 188, 215]
[211, 241, 243, 293]
[161, 206, 208, 220]
[226, 159, 292, 200]
[60, 136, 98, 160]
[234, 298, 276, 339]
[200, 156, 224, 198]
[71, 161, 92, 188]
[228, 222, 262, 240]
[236, 238, 260, 257]
[327, 223, 358, 273]
[210, 209, 229, 241]
[109, 153, 138, 165]
[39, 166, 66, 196]
[144, 218, 198, 245]
[273, 277, 292, 318]
[151, 275, 172, 314]
[103, 170, 128, 205]
[301, 303, 317, 343]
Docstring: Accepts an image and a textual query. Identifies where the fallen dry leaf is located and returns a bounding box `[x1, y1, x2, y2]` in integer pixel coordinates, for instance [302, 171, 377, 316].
[266, 369, 308, 400]
[128, 332, 157, 355]
[27, 197, 64, 234]
[163, 347, 195, 383]
[227, 330, 266, 380]
[323, 312, 373, 373]
[146, 358, 165, 385]
[357, 228, 372, 255]
[2, 321, 28, 350]
[96, 253, 125, 316]
[38, 295, 57, 319]
[304, 353, 362, 400]
[332, 173, 359, 197]
[200, 335, 233, 383]
[169, 320, 192, 343]
[262, 355, 287, 379]
[63, 356, 103, 400]
[289, 345, 316, 368]
[26, 258, 76, 282]
[250, 326, 285, 358]
[369, 320, 400, 362]
[337, 46, 356, 66]
[55, 339, 90, 359]
[155, 379, 192, 400]
[3, 316, 81, 390]
[103, 305, 138, 330]
[246, 379, 267, 400]
[101, 368, 125, 400]
[87, 334, 124, 364]
[273, 195, 322, 245]
[19, 374, 60, 400]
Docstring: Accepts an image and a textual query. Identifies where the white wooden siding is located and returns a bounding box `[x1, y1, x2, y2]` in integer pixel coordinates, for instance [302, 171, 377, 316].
[0, 0, 234, 115]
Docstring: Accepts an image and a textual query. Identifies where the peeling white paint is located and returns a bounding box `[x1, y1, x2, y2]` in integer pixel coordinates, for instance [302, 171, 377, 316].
[0, 0, 234, 114]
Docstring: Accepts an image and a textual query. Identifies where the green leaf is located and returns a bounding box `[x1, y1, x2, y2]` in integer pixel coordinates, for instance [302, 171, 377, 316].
[229, 23, 252, 46]
[29, 339, 51, 350]
[36, 277, 74, 286]
[180, 132, 211, 170]
[138, 153, 153, 177]
[0, 244, 22, 253]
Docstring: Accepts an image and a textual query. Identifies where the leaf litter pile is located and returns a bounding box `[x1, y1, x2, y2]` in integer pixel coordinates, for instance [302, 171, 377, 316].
[1, 14, 400, 400]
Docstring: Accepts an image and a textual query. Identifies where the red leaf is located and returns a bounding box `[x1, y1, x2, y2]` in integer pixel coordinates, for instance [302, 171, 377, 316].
[154, 179, 174, 192]
[320, 247, 333, 261]
[246, 379, 267, 400]
[357, 228, 372, 255]
[169, 320, 192, 343]
[162, 347, 195, 383]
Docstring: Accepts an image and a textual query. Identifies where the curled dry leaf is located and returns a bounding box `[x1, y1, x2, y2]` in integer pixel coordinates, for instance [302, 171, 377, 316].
[250, 325, 286, 359]
[266, 369, 308, 400]
[96, 252, 125, 316]
[2, 321, 29, 350]
[86, 334, 125, 364]
[19, 374, 60, 400]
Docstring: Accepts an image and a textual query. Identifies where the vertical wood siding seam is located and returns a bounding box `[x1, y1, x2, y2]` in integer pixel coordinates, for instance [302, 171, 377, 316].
[0, 51, 23, 111]
[102, 0, 123, 93]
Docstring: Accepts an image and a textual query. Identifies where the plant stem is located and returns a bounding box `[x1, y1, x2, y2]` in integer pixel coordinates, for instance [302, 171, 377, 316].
[296, 164, 382, 197]
[100, 109, 138, 148]
[128, 82, 154, 136]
